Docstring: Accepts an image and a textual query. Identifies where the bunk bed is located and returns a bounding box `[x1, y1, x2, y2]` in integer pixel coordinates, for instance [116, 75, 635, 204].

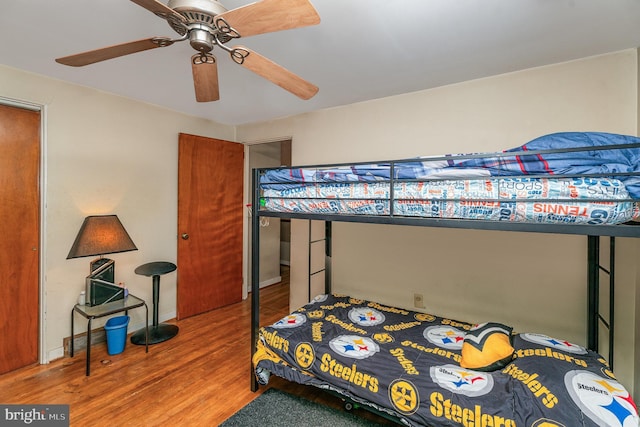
[249, 132, 640, 427]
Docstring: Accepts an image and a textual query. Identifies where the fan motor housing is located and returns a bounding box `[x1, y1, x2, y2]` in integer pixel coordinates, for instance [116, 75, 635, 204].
[167, 0, 227, 35]
[167, 0, 233, 50]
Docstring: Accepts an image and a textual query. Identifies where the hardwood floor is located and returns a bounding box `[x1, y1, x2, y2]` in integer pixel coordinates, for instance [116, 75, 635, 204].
[0, 267, 396, 426]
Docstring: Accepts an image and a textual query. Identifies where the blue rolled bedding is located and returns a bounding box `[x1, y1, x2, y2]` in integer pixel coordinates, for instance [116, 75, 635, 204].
[437, 132, 640, 199]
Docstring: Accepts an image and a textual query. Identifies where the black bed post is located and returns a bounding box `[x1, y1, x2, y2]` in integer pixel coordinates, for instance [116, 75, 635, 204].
[325, 221, 332, 294]
[250, 168, 261, 392]
[608, 237, 615, 370]
[587, 235, 599, 352]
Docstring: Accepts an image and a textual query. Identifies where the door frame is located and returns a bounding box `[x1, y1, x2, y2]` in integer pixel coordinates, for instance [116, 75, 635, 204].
[243, 137, 292, 299]
[1, 96, 47, 364]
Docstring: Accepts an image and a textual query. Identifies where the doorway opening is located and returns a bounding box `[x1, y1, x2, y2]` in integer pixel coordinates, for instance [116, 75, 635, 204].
[246, 139, 291, 294]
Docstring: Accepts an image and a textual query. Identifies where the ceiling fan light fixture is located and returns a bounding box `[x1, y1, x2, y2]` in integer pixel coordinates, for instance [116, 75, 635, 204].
[189, 27, 214, 52]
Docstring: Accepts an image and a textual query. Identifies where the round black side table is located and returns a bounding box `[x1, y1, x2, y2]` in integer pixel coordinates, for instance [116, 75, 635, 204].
[130, 261, 178, 345]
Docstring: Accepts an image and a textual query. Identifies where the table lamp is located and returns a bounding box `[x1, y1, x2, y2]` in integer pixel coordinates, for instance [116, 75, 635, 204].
[67, 215, 138, 306]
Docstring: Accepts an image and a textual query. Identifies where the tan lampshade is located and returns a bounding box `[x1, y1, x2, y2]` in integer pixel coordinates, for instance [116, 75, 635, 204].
[67, 215, 138, 259]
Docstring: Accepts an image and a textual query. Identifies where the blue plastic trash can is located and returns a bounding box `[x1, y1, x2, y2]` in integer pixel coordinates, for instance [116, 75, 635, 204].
[104, 315, 130, 355]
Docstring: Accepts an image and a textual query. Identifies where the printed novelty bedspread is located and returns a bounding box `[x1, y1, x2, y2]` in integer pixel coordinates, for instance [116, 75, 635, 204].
[259, 132, 640, 224]
[253, 294, 639, 427]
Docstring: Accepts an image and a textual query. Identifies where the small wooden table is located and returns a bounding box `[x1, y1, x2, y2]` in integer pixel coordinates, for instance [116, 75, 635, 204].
[71, 294, 148, 376]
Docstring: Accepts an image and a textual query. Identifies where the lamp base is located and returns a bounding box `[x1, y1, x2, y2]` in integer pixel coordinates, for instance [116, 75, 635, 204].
[85, 258, 123, 306]
[131, 323, 179, 345]
[90, 257, 114, 280]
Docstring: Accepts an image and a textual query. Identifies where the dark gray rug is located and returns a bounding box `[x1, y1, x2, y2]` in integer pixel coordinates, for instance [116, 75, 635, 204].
[219, 388, 390, 426]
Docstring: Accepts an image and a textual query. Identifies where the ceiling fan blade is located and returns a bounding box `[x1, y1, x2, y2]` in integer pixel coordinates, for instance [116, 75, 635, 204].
[231, 46, 318, 100]
[56, 37, 172, 67]
[216, 0, 320, 38]
[130, 0, 186, 24]
[192, 54, 220, 102]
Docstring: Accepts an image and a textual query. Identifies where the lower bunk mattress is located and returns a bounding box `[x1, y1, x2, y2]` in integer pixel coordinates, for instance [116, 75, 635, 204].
[253, 293, 639, 427]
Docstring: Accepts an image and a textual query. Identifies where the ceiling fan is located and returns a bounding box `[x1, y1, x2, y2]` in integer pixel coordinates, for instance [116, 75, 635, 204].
[55, 0, 320, 102]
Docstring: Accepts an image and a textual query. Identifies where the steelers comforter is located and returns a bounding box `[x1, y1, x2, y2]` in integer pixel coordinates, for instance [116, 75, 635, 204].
[252, 294, 639, 427]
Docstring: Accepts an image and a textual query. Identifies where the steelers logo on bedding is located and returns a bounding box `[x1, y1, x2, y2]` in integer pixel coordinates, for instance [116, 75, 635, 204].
[388, 379, 419, 415]
[423, 326, 465, 349]
[312, 294, 329, 303]
[531, 419, 566, 427]
[329, 335, 380, 359]
[348, 307, 385, 326]
[430, 364, 494, 397]
[295, 343, 315, 369]
[602, 367, 616, 379]
[307, 310, 324, 319]
[415, 312, 436, 323]
[520, 333, 587, 355]
[372, 332, 394, 344]
[565, 370, 639, 427]
[272, 313, 307, 329]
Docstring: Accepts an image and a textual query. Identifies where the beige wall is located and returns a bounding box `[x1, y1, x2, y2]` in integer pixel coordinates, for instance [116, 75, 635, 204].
[636, 48, 640, 398]
[0, 64, 235, 362]
[237, 50, 639, 394]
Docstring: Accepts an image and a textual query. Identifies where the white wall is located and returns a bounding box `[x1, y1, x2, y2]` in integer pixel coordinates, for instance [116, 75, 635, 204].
[237, 50, 639, 394]
[0, 64, 235, 362]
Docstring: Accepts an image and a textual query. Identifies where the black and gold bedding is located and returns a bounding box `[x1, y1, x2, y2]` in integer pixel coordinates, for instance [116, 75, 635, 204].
[253, 294, 638, 427]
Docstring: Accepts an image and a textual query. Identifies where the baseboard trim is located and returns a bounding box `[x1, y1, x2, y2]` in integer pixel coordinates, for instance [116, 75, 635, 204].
[259, 276, 282, 289]
[62, 329, 107, 357]
[57, 312, 175, 361]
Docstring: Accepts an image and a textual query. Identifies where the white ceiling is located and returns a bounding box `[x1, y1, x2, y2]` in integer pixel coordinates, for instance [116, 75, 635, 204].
[2, 1, 640, 126]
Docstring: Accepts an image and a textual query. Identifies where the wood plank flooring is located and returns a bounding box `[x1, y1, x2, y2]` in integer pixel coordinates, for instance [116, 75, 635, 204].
[0, 268, 397, 426]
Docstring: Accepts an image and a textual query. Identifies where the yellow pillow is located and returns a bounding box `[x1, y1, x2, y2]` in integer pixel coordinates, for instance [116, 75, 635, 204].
[460, 322, 514, 371]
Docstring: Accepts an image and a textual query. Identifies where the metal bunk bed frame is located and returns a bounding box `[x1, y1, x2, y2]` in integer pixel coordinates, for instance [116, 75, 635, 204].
[249, 145, 640, 391]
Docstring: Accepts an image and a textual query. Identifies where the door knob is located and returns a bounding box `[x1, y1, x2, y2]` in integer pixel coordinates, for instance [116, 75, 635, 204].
[181, 233, 189, 240]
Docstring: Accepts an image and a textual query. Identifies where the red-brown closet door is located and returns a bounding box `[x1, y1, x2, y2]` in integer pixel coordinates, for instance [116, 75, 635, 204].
[0, 104, 40, 373]
[177, 133, 244, 319]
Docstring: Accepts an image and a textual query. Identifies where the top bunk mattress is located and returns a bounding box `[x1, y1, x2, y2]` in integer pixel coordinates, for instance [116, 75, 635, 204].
[257, 132, 640, 225]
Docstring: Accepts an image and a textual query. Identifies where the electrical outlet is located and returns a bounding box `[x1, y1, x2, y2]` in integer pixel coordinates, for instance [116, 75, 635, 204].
[414, 293, 424, 308]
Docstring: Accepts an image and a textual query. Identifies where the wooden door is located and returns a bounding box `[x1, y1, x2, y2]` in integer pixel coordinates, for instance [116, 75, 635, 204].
[177, 133, 244, 319]
[0, 104, 40, 374]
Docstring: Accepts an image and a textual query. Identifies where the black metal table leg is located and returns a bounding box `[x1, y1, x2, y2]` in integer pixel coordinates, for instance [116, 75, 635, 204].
[70, 308, 74, 357]
[86, 317, 92, 376]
